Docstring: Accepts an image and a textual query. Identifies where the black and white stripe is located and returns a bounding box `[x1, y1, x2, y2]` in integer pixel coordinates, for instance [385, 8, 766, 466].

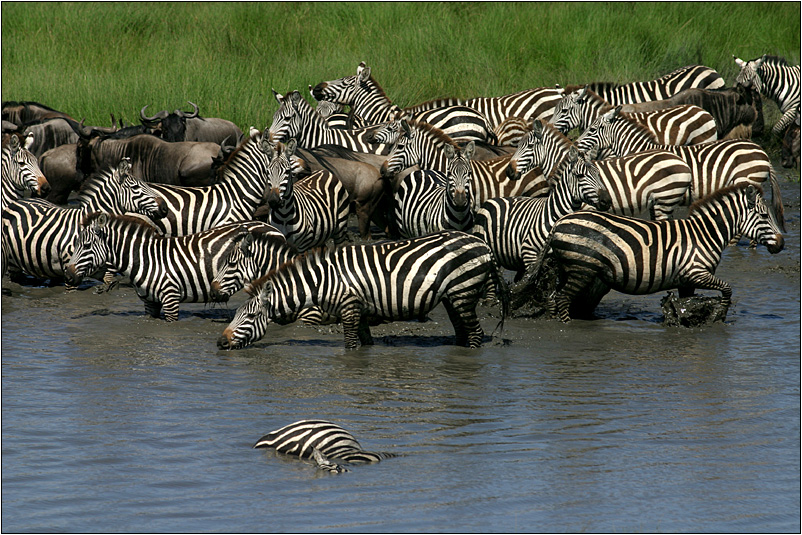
[568, 64, 725, 105]
[218, 231, 509, 349]
[734, 54, 801, 135]
[263, 139, 350, 251]
[64, 213, 275, 321]
[551, 86, 718, 145]
[518, 184, 784, 322]
[2, 133, 48, 209]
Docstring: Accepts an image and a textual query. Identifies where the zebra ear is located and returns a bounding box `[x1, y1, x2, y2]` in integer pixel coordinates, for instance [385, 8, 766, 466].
[94, 213, 109, 228]
[578, 85, 588, 100]
[289, 91, 303, 107]
[462, 140, 476, 160]
[586, 145, 600, 161]
[443, 143, 455, 159]
[400, 119, 411, 136]
[258, 280, 273, 306]
[357, 62, 371, 82]
[240, 231, 254, 254]
[755, 55, 766, 68]
[733, 55, 746, 68]
[272, 89, 284, 105]
[261, 135, 274, 158]
[532, 120, 543, 139]
[116, 157, 132, 179]
[284, 138, 298, 157]
[612, 106, 622, 119]
[249, 127, 261, 141]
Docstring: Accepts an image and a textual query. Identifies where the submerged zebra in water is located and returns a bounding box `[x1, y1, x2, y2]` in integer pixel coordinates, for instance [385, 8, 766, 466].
[254, 419, 395, 473]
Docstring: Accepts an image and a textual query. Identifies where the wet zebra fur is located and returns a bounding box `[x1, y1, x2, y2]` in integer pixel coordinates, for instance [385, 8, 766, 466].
[513, 184, 784, 322]
[564, 64, 725, 105]
[218, 231, 510, 350]
[64, 213, 275, 321]
[734, 54, 801, 135]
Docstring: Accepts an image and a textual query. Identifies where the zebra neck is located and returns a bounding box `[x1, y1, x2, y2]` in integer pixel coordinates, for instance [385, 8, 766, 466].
[760, 65, 799, 110]
[687, 202, 740, 257]
[544, 180, 579, 224]
[541, 135, 572, 177]
[353, 82, 399, 123]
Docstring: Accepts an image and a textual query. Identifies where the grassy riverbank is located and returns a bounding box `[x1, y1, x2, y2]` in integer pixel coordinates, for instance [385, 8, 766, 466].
[2, 2, 799, 130]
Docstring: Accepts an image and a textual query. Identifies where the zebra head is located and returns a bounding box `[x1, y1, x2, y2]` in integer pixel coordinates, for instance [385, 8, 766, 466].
[575, 106, 620, 158]
[311, 61, 371, 105]
[268, 90, 303, 143]
[550, 85, 588, 133]
[210, 228, 257, 303]
[380, 119, 421, 178]
[64, 212, 110, 286]
[734, 55, 765, 93]
[106, 157, 168, 219]
[3, 133, 50, 198]
[561, 147, 612, 212]
[264, 138, 297, 209]
[366, 118, 402, 145]
[217, 279, 273, 350]
[506, 120, 545, 180]
[444, 141, 474, 218]
[738, 185, 784, 254]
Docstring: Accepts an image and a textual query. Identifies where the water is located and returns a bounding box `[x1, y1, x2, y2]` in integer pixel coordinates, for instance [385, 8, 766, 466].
[2, 179, 799, 532]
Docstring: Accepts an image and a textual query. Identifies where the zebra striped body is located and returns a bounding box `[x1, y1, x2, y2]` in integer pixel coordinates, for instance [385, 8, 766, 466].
[2, 133, 49, 210]
[568, 65, 725, 105]
[253, 420, 394, 464]
[311, 62, 496, 142]
[524, 184, 783, 322]
[734, 55, 801, 135]
[218, 231, 508, 349]
[551, 86, 718, 145]
[394, 142, 475, 238]
[65, 214, 274, 321]
[2, 160, 166, 282]
[263, 139, 350, 251]
[380, 119, 550, 209]
[576, 108, 784, 225]
[472, 149, 611, 279]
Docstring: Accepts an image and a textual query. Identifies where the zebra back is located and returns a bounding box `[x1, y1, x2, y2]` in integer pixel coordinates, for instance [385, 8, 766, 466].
[463, 87, 564, 130]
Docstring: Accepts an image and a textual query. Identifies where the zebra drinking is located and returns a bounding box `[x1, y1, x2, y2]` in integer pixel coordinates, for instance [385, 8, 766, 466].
[734, 54, 801, 136]
[218, 231, 509, 350]
[516, 184, 784, 322]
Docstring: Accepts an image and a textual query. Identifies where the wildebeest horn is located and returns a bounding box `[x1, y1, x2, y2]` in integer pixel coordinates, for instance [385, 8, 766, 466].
[183, 101, 200, 119]
[140, 105, 169, 124]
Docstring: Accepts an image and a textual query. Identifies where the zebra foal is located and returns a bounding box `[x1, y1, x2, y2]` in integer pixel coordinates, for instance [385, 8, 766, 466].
[218, 231, 509, 350]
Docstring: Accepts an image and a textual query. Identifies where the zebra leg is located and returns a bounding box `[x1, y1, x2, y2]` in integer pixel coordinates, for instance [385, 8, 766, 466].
[340, 301, 367, 349]
[161, 290, 181, 322]
[358, 315, 374, 346]
[143, 299, 163, 319]
[442, 297, 484, 348]
[683, 269, 733, 309]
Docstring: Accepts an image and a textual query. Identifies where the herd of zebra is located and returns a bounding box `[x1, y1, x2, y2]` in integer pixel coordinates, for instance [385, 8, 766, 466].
[2, 55, 798, 353]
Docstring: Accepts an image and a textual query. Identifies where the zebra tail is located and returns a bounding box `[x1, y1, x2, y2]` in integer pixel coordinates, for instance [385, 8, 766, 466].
[489, 254, 510, 337]
[487, 129, 499, 146]
[768, 166, 786, 233]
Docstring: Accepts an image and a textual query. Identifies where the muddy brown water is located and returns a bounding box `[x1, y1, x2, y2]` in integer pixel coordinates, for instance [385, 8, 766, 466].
[2, 175, 799, 532]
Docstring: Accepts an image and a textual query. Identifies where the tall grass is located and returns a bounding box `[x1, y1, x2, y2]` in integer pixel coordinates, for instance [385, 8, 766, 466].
[2, 2, 799, 130]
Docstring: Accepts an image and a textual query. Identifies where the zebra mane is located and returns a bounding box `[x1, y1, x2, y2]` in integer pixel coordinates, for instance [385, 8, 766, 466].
[756, 55, 790, 67]
[565, 82, 621, 94]
[688, 183, 762, 215]
[81, 211, 159, 232]
[363, 74, 391, 104]
[614, 113, 658, 143]
[244, 247, 328, 297]
[405, 118, 460, 148]
[217, 133, 254, 172]
[541, 119, 575, 152]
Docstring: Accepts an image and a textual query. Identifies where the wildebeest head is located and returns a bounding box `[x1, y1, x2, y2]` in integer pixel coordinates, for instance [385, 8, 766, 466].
[140, 101, 200, 142]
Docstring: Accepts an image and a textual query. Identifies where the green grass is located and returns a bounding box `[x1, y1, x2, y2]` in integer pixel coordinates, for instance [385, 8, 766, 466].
[2, 2, 799, 131]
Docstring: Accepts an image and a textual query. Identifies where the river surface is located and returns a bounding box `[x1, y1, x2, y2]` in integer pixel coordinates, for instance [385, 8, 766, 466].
[2, 177, 800, 533]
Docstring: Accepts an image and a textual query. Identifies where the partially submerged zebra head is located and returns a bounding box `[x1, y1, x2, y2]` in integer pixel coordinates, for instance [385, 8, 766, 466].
[558, 147, 613, 212]
[2, 132, 50, 203]
[550, 85, 589, 133]
[311, 61, 372, 106]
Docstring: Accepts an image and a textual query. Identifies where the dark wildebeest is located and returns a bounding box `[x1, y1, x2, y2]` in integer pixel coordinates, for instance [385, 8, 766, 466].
[139, 101, 243, 144]
[618, 85, 764, 140]
[2, 101, 74, 127]
[782, 111, 800, 168]
[75, 131, 221, 187]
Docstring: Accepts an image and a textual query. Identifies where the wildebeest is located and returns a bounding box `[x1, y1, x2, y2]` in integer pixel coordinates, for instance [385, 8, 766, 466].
[2, 101, 74, 127]
[139, 101, 243, 144]
[618, 85, 764, 140]
[75, 131, 221, 187]
[39, 143, 83, 204]
[782, 111, 800, 168]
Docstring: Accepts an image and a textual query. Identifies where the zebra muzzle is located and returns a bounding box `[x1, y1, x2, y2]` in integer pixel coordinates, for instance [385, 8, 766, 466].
[766, 234, 785, 254]
[505, 162, 520, 180]
[37, 175, 51, 197]
[209, 281, 229, 302]
[310, 83, 327, 100]
[64, 264, 82, 286]
[217, 328, 235, 350]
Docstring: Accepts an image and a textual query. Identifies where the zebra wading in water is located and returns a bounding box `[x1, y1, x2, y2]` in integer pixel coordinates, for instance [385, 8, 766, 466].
[64, 214, 276, 321]
[563, 64, 725, 105]
[380, 119, 550, 205]
[472, 146, 612, 281]
[263, 139, 350, 251]
[550, 85, 718, 145]
[734, 54, 801, 135]
[2, 133, 49, 209]
[514, 184, 784, 323]
[217, 231, 510, 350]
[394, 142, 475, 238]
[254, 420, 396, 473]
[575, 107, 785, 228]
[2, 158, 167, 286]
[311, 62, 497, 143]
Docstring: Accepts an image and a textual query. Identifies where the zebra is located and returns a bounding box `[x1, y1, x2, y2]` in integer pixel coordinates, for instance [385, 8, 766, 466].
[550, 85, 718, 145]
[311, 62, 497, 142]
[2, 158, 167, 285]
[217, 230, 510, 350]
[515, 184, 784, 322]
[472, 146, 612, 281]
[734, 54, 801, 135]
[132, 127, 307, 237]
[380, 119, 550, 208]
[505, 119, 576, 181]
[564, 64, 725, 105]
[576, 107, 785, 228]
[253, 419, 395, 470]
[394, 142, 475, 238]
[64, 213, 276, 321]
[309, 85, 368, 129]
[263, 139, 350, 251]
[2, 133, 49, 210]
[207, 226, 334, 326]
